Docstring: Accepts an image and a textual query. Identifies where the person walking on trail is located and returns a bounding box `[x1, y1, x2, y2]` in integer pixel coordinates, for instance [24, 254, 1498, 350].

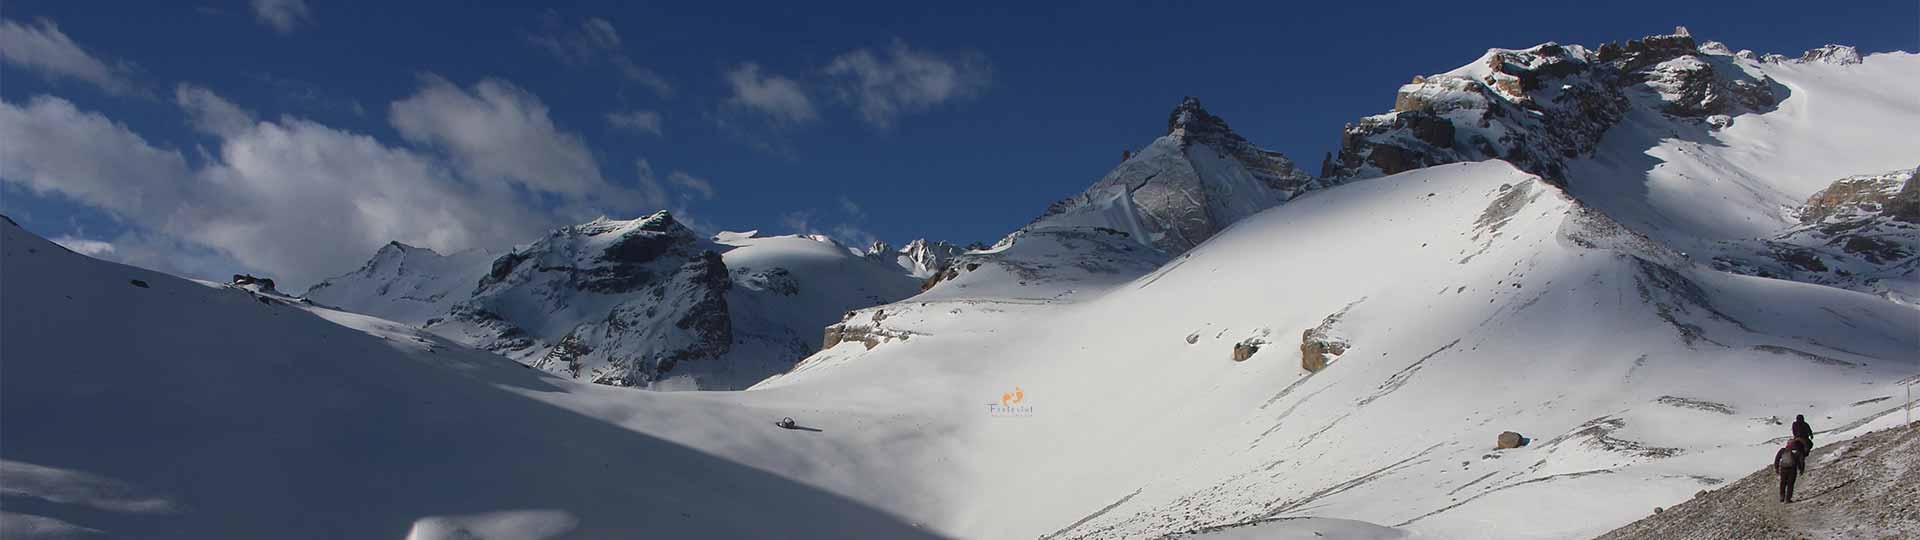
[1789, 414, 1813, 476]
[1791, 414, 1813, 444]
[1774, 441, 1802, 503]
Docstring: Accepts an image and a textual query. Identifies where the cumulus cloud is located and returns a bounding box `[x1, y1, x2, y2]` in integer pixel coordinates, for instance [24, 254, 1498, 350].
[724, 63, 816, 125]
[390, 75, 611, 197]
[526, 13, 671, 96]
[605, 109, 662, 135]
[0, 81, 660, 289]
[175, 83, 256, 137]
[825, 40, 991, 129]
[250, 0, 312, 35]
[0, 18, 137, 95]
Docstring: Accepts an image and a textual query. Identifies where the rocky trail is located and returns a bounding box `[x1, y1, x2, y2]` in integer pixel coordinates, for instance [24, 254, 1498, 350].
[1595, 421, 1920, 540]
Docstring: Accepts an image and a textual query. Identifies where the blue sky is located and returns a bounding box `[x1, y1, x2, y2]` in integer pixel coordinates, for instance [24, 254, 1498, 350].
[2, 0, 1914, 288]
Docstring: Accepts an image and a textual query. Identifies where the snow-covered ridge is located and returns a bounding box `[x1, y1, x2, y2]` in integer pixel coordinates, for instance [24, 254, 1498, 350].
[304, 240, 496, 325]
[312, 211, 923, 390]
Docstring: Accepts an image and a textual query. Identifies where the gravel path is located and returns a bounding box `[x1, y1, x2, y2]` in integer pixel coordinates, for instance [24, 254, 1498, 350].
[1595, 421, 1919, 540]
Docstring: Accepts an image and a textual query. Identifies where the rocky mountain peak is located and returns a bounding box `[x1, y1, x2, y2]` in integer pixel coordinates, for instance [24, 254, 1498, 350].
[1166, 96, 1229, 137]
[1799, 44, 1863, 65]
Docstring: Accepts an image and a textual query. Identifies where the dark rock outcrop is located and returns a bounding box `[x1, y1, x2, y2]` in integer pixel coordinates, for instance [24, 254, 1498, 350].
[1325, 29, 1782, 185]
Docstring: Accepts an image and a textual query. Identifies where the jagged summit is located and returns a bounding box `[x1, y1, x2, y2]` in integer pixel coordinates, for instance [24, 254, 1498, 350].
[1165, 96, 1227, 136]
[912, 96, 1326, 299]
[1035, 96, 1319, 251]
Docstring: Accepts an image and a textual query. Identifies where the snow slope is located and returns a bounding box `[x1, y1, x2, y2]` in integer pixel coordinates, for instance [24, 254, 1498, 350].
[759, 161, 1918, 539]
[1564, 49, 1920, 303]
[0, 217, 941, 539]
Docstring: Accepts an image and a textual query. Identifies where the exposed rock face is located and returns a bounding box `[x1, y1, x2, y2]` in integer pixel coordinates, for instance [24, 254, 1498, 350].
[1324, 30, 1782, 184]
[894, 239, 964, 279]
[428, 212, 739, 388]
[1798, 44, 1863, 65]
[1713, 167, 1920, 303]
[230, 274, 278, 294]
[821, 309, 915, 350]
[1800, 168, 1920, 224]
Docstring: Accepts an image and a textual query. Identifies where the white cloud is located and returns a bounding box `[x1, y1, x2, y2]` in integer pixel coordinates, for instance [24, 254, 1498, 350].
[0, 86, 650, 289]
[250, 0, 312, 35]
[0, 18, 137, 95]
[527, 13, 671, 96]
[825, 40, 991, 129]
[389, 75, 610, 197]
[605, 109, 662, 135]
[667, 171, 714, 200]
[724, 63, 816, 125]
[175, 83, 255, 137]
[51, 235, 114, 256]
[0, 96, 195, 220]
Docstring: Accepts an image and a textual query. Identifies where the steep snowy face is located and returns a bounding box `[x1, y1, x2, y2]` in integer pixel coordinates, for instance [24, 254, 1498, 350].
[302, 241, 495, 325]
[1033, 97, 1318, 255]
[916, 97, 1317, 301]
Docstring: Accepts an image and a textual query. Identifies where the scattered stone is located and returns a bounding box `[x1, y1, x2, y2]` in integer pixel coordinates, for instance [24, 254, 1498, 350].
[1497, 431, 1527, 449]
[1231, 340, 1261, 362]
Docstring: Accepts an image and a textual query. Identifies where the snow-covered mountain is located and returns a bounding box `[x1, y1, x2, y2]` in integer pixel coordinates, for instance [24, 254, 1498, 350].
[1321, 27, 1920, 302]
[3, 29, 1916, 540]
[919, 97, 1321, 301]
[758, 32, 1920, 539]
[310, 212, 922, 390]
[304, 241, 496, 325]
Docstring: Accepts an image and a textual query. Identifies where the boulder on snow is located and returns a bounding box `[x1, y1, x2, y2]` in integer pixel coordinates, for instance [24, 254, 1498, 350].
[1231, 340, 1261, 362]
[1301, 302, 1358, 372]
[1497, 431, 1528, 449]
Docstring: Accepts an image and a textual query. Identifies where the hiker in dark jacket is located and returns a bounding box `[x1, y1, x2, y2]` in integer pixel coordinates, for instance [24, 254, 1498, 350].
[1791, 414, 1813, 443]
[1774, 442, 1801, 503]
